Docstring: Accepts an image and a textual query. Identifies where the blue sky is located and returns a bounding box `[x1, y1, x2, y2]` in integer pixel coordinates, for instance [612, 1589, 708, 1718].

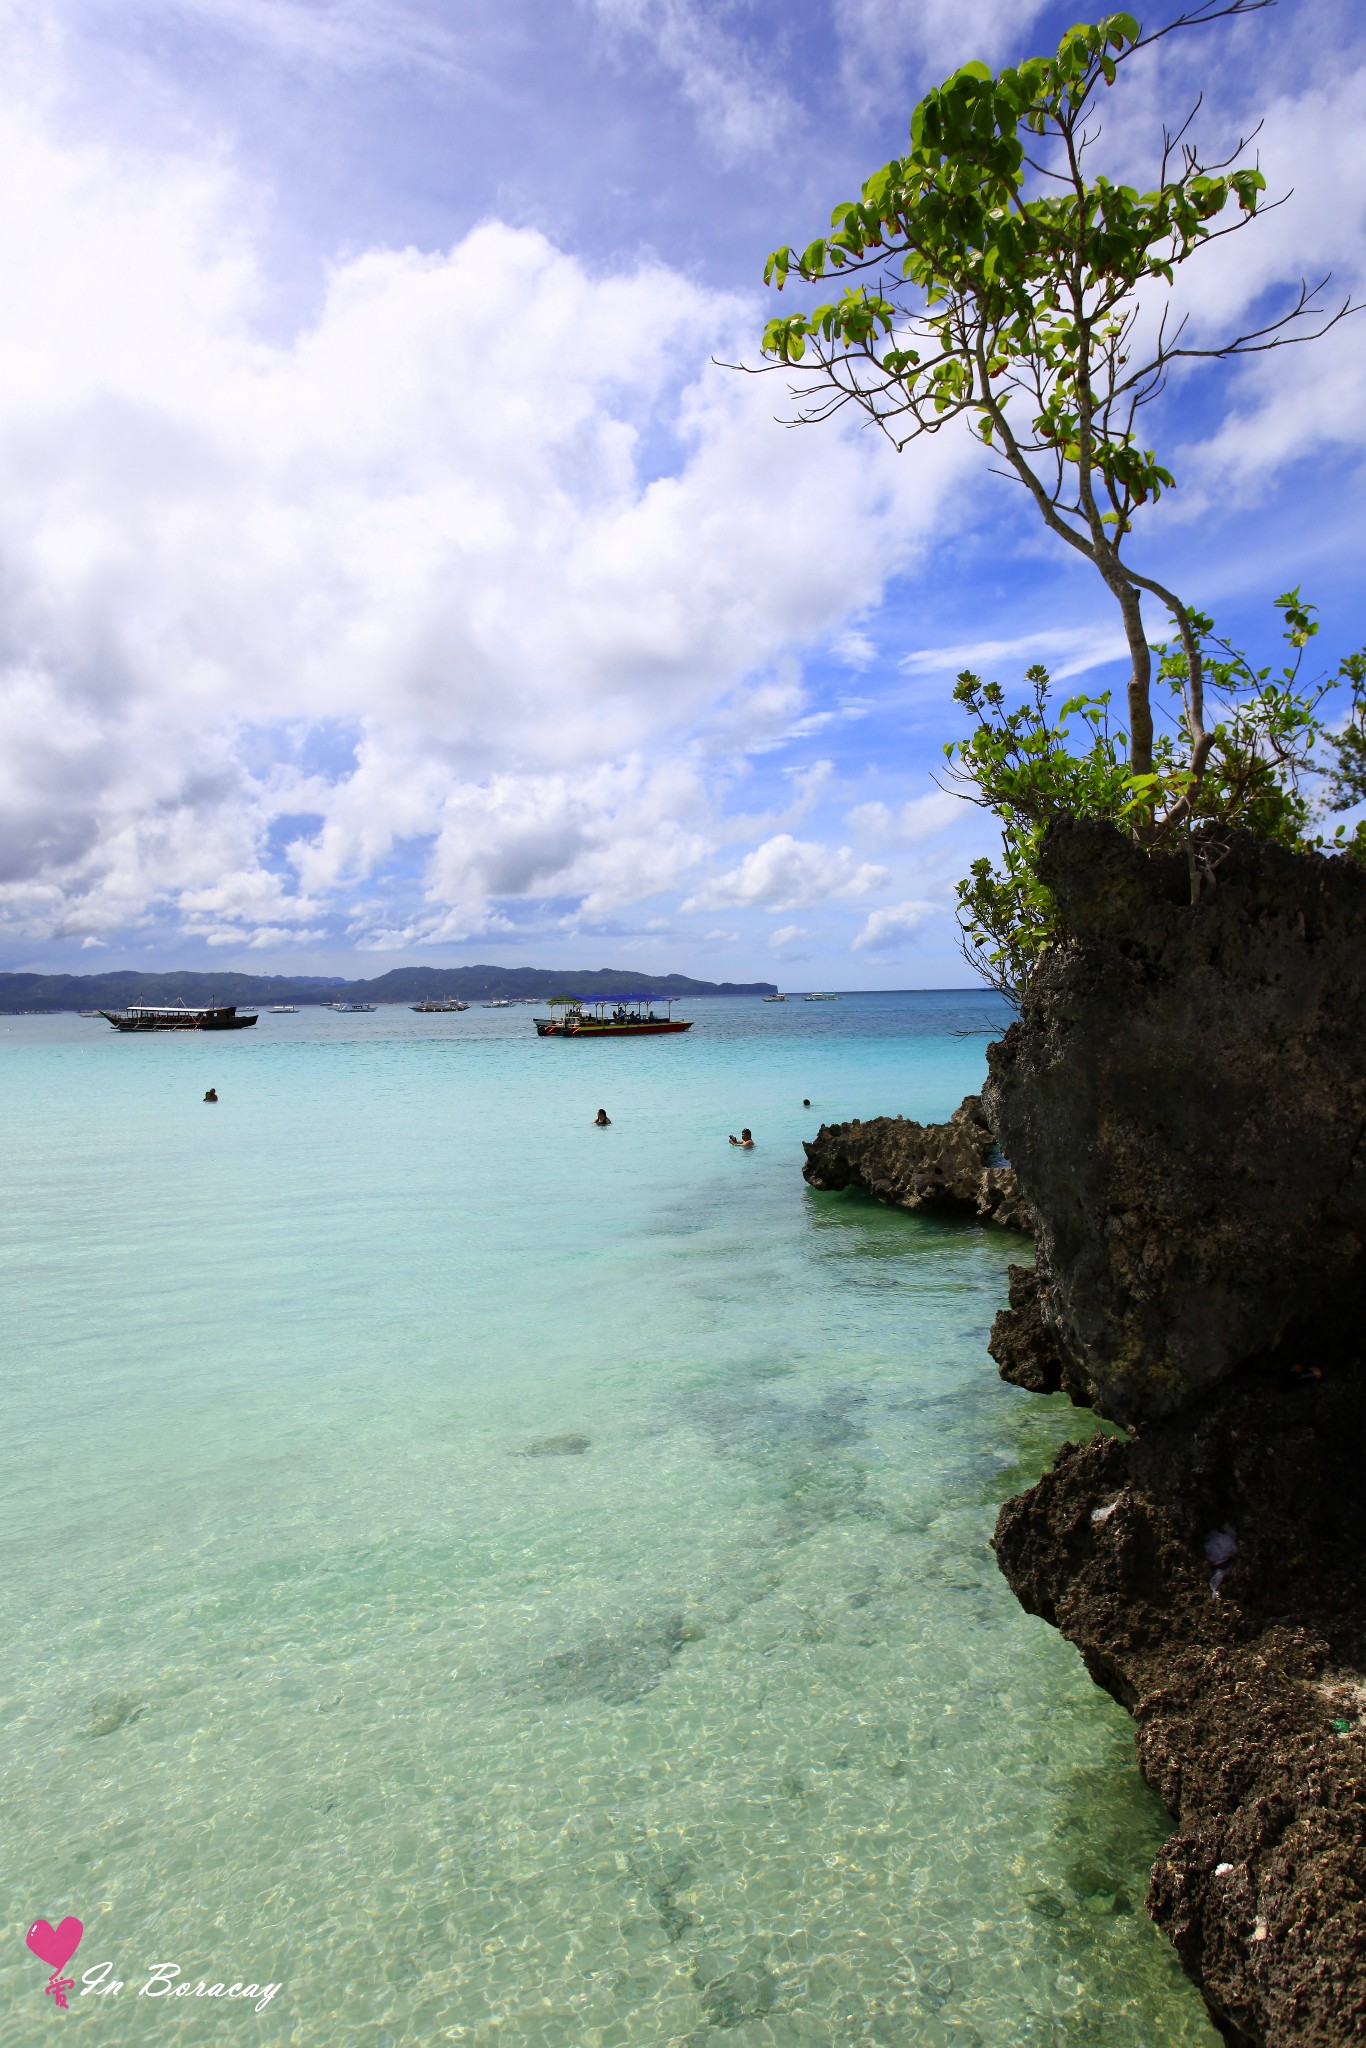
[0, 0, 1362, 985]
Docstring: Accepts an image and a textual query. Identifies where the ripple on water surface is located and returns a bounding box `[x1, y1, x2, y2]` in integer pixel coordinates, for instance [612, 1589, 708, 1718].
[0, 998, 1217, 2043]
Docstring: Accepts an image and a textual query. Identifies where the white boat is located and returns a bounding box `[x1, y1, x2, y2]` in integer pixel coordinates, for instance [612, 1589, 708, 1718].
[763, 994, 787, 1002]
[483, 999, 513, 1008]
[270, 1004, 298, 1014]
[333, 1002, 376, 1012]
[411, 998, 467, 1013]
[804, 991, 839, 1002]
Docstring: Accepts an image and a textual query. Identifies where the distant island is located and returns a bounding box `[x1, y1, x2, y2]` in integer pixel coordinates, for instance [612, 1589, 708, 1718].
[0, 965, 779, 1011]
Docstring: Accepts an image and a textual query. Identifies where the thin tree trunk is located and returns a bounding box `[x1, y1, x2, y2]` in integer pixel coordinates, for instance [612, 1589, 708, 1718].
[1102, 566, 1155, 778]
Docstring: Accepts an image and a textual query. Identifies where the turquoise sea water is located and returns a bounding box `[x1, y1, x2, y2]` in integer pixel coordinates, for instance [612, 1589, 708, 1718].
[0, 994, 1217, 2046]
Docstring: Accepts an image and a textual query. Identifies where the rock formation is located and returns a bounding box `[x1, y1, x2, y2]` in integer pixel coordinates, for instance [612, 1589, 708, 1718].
[978, 818, 1366, 2046]
[982, 819, 1366, 1425]
[994, 1351, 1366, 2048]
[801, 1094, 1032, 1230]
[986, 1263, 1067, 1393]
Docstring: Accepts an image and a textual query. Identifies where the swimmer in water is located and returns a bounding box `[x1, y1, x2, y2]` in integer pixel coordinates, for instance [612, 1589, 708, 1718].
[728, 1128, 754, 1148]
[594, 1108, 611, 1126]
[802, 1098, 810, 1107]
[204, 1088, 218, 1103]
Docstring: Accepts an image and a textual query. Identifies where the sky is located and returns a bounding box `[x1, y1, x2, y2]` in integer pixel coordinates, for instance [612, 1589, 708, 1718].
[0, 0, 1362, 988]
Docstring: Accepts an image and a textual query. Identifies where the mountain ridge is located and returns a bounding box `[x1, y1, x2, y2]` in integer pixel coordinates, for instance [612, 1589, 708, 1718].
[0, 965, 779, 1009]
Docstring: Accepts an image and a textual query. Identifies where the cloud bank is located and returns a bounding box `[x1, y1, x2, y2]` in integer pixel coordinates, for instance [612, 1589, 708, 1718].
[0, 88, 971, 955]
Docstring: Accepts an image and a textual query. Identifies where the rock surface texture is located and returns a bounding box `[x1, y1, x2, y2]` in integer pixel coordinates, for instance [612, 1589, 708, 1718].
[801, 1095, 1032, 1230]
[987, 1263, 1068, 1393]
[982, 819, 1366, 1426]
[994, 1353, 1366, 2048]
[979, 820, 1366, 2046]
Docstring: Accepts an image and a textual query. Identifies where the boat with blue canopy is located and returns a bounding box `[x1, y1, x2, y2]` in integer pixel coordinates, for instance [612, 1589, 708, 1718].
[533, 997, 692, 1038]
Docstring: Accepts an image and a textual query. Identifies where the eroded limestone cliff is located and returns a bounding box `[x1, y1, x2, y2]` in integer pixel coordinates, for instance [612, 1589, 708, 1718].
[982, 819, 1366, 1426]
[978, 819, 1366, 2047]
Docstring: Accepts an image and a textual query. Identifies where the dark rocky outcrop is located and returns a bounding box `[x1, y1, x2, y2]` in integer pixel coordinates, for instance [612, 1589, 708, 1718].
[802, 1094, 1032, 1230]
[982, 818, 1366, 1426]
[988, 1263, 1068, 1393]
[994, 1346, 1366, 2048]
[975, 819, 1366, 2044]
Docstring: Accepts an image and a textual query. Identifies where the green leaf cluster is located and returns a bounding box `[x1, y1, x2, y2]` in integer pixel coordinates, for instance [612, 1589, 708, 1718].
[761, 12, 1264, 526]
[948, 599, 1366, 999]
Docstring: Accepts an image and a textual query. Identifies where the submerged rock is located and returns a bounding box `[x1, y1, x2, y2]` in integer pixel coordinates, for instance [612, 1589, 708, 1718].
[802, 1094, 1031, 1230]
[82, 1693, 145, 1739]
[628, 1850, 696, 1944]
[519, 1433, 591, 1456]
[983, 819, 1366, 1425]
[537, 1612, 702, 1705]
[692, 1949, 778, 2029]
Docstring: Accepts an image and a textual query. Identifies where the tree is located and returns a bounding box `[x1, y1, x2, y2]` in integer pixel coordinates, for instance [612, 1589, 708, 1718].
[757, 3, 1355, 847]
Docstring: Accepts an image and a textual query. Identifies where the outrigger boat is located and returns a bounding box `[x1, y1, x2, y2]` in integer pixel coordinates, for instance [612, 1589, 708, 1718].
[533, 997, 692, 1038]
[411, 998, 468, 1012]
[98, 1000, 257, 1032]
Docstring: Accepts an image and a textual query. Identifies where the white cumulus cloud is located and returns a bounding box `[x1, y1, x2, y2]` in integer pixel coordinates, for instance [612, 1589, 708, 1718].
[846, 790, 963, 843]
[0, 78, 974, 954]
[851, 898, 938, 952]
[684, 833, 887, 911]
[833, 0, 1050, 110]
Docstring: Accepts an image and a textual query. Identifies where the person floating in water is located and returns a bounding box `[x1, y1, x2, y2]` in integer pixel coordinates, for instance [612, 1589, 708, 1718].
[729, 1128, 753, 1148]
[594, 1108, 611, 1126]
[802, 1098, 811, 1107]
[204, 1088, 218, 1103]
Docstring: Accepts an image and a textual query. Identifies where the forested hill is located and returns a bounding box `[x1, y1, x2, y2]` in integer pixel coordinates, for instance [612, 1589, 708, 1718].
[0, 965, 778, 1010]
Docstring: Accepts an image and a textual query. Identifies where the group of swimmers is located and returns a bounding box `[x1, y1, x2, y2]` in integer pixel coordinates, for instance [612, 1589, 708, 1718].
[204, 1093, 790, 1142]
[592, 1107, 759, 1147]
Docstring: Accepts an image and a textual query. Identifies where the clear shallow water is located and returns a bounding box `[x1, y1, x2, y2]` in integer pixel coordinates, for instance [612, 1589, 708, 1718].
[0, 994, 1217, 2045]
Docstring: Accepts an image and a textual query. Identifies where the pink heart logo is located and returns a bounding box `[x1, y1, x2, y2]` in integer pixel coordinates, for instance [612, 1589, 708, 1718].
[27, 1918, 83, 1973]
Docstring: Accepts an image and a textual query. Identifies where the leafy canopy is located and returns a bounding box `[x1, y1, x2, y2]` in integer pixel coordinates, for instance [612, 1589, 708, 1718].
[764, 12, 1263, 530]
[757, 2, 1351, 811]
[749, 3, 1360, 995]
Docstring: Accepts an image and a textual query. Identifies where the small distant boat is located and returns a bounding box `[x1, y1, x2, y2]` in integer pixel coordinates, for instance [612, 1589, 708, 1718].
[534, 997, 691, 1039]
[270, 1004, 298, 1014]
[483, 999, 513, 1008]
[411, 998, 467, 1012]
[331, 1002, 376, 1013]
[763, 994, 787, 1003]
[805, 992, 839, 1002]
[99, 1000, 257, 1033]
